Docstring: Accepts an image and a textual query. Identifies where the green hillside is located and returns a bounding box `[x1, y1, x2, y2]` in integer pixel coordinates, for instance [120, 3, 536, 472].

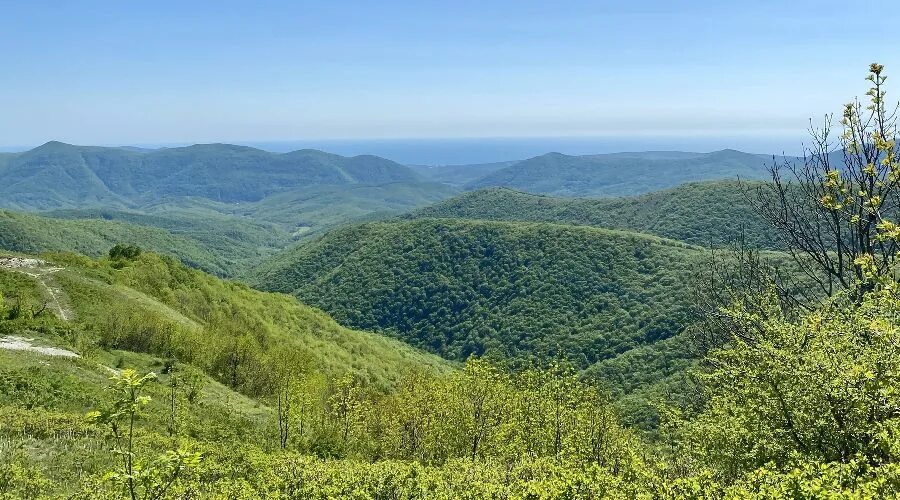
[0, 342, 277, 498]
[0, 250, 452, 497]
[0, 252, 656, 497]
[31, 183, 457, 274]
[43, 206, 293, 272]
[412, 181, 779, 249]
[0, 210, 243, 276]
[0, 251, 451, 390]
[252, 219, 704, 377]
[466, 149, 774, 196]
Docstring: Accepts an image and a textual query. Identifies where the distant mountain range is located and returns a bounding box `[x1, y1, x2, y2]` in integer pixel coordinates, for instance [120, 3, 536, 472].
[462, 149, 777, 197]
[0, 142, 788, 213]
[0, 142, 457, 270]
[0, 141, 425, 210]
[0, 141, 793, 276]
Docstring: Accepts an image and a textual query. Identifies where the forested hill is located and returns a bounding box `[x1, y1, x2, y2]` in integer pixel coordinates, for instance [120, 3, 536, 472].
[251, 218, 705, 377]
[411, 181, 780, 249]
[0, 141, 423, 210]
[465, 149, 775, 196]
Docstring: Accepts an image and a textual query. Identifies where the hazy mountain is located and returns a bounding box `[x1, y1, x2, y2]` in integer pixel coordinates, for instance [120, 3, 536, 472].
[409, 160, 518, 187]
[466, 149, 777, 197]
[0, 141, 424, 210]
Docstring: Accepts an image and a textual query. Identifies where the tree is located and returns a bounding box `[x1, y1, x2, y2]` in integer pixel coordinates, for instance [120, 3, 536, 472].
[109, 244, 143, 261]
[688, 285, 900, 481]
[455, 359, 508, 461]
[690, 242, 800, 352]
[211, 331, 264, 392]
[270, 348, 310, 450]
[88, 369, 200, 500]
[325, 373, 367, 456]
[755, 63, 900, 302]
[681, 64, 900, 492]
[164, 367, 204, 440]
[276, 378, 292, 451]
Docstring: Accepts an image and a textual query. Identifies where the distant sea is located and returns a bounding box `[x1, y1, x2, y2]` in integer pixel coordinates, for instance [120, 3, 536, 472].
[243, 135, 805, 165]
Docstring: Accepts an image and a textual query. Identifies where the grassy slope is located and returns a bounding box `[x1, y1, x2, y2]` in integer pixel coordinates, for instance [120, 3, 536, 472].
[0, 349, 272, 495]
[0, 249, 452, 495]
[0, 259, 272, 423]
[1, 252, 452, 390]
[411, 181, 778, 249]
[252, 219, 706, 380]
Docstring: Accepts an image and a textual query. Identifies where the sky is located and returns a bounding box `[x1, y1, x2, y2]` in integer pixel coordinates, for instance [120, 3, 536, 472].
[2, 0, 899, 153]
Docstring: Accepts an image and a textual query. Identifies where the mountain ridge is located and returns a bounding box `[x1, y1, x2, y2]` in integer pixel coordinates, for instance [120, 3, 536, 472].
[0, 141, 424, 210]
[465, 148, 777, 196]
[410, 180, 780, 249]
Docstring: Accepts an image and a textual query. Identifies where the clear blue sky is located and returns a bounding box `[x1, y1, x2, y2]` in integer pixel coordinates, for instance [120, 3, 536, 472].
[2, 0, 898, 149]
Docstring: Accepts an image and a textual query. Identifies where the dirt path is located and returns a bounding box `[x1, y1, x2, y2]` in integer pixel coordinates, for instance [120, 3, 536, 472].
[0, 335, 80, 357]
[0, 257, 73, 321]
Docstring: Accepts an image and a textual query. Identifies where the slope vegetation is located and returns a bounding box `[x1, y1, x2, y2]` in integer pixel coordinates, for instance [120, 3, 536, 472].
[409, 160, 516, 187]
[0, 251, 451, 391]
[42, 206, 293, 274]
[0, 210, 238, 275]
[252, 219, 705, 375]
[0, 141, 459, 274]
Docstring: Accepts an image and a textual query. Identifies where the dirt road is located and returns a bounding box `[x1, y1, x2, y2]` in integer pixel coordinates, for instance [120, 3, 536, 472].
[0, 256, 73, 321]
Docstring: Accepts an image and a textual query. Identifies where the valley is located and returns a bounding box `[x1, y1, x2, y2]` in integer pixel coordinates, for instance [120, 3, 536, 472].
[0, 142, 799, 436]
[6, 2, 900, 496]
[0, 120, 896, 497]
